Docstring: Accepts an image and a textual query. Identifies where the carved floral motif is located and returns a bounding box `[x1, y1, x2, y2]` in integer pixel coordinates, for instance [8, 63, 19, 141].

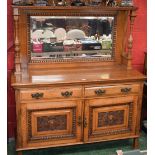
[37, 115, 67, 132]
[98, 110, 124, 127]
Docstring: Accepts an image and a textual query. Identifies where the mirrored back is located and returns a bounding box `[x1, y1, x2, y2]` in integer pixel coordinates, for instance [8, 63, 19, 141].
[29, 16, 115, 61]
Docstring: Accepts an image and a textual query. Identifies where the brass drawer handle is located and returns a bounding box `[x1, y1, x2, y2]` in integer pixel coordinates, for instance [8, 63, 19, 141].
[77, 116, 82, 126]
[61, 91, 73, 97]
[31, 93, 44, 99]
[95, 89, 106, 96]
[121, 88, 132, 93]
[84, 117, 88, 128]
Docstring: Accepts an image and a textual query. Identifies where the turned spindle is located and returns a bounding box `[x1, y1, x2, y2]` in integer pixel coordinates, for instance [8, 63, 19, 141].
[127, 10, 136, 69]
[14, 8, 21, 74]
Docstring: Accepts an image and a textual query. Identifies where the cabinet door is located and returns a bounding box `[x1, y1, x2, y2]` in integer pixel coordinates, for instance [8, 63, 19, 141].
[20, 100, 83, 148]
[84, 96, 138, 142]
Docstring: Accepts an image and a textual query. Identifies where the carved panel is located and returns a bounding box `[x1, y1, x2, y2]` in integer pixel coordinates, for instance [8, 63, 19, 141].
[89, 102, 133, 137]
[37, 115, 67, 132]
[27, 107, 76, 141]
[98, 110, 124, 127]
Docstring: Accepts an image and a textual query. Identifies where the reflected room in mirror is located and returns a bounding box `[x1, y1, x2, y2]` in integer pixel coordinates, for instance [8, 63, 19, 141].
[29, 16, 115, 61]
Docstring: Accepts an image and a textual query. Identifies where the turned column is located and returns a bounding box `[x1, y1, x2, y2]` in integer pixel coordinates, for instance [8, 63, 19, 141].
[13, 8, 21, 74]
[127, 10, 136, 69]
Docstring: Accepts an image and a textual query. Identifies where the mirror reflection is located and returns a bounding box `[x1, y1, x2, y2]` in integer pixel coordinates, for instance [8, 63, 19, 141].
[30, 16, 114, 60]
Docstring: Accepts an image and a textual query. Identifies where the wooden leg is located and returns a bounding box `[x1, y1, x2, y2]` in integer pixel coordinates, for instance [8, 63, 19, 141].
[17, 151, 23, 155]
[133, 138, 139, 149]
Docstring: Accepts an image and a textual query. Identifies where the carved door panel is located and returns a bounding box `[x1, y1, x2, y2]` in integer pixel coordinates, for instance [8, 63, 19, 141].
[84, 96, 138, 142]
[21, 100, 83, 148]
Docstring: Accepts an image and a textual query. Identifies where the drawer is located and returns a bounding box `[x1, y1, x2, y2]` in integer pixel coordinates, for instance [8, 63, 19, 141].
[20, 86, 82, 101]
[84, 84, 140, 97]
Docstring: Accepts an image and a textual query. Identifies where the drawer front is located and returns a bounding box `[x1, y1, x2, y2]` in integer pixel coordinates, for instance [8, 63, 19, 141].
[20, 86, 82, 101]
[85, 84, 140, 97]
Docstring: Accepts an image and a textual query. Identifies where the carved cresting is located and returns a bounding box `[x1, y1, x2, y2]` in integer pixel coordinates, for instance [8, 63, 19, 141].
[127, 10, 136, 69]
[98, 110, 124, 127]
[13, 8, 21, 74]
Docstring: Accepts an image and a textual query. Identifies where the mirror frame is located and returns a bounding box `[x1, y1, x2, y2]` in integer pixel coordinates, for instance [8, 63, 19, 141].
[26, 10, 118, 64]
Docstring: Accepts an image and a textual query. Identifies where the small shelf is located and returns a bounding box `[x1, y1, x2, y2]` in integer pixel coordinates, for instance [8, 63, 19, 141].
[12, 5, 138, 11]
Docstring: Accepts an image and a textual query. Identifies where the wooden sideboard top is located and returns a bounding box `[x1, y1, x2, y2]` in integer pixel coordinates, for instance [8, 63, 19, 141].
[11, 65, 146, 88]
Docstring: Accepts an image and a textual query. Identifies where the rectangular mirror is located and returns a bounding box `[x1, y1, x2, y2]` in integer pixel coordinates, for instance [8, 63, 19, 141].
[30, 16, 115, 61]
